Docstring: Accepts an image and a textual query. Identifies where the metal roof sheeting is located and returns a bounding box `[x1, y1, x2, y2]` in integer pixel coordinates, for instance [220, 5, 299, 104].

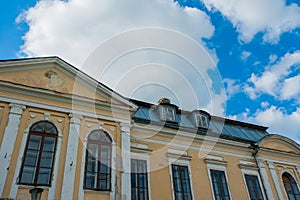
[132, 103, 268, 143]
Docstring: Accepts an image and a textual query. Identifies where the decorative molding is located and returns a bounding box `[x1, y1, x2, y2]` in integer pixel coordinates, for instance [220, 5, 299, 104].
[0, 96, 132, 124]
[131, 142, 149, 150]
[238, 160, 257, 170]
[9, 103, 26, 115]
[44, 113, 51, 120]
[57, 118, 63, 123]
[206, 154, 224, 161]
[204, 158, 227, 166]
[167, 148, 188, 156]
[120, 122, 131, 133]
[30, 113, 36, 118]
[69, 113, 82, 124]
[99, 122, 104, 130]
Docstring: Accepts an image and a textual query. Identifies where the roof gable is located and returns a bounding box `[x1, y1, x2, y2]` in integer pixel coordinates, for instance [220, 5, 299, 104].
[0, 57, 136, 109]
[259, 134, 300, 154]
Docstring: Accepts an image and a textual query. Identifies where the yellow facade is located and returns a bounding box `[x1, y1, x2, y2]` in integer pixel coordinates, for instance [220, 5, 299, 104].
[0, 57, 299, 200]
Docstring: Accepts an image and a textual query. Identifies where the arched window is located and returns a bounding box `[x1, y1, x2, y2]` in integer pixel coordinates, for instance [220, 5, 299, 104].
[84, 130, 112, 191]
[19, 121, 58, 186]
[282, 172, 300, 200]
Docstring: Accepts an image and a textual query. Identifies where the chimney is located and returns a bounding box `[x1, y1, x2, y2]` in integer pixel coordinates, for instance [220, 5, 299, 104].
[157, 97, 171, 104]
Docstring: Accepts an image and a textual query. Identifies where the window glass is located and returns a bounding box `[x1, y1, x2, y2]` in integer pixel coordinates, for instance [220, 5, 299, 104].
[131, 159, 149, 200]
[210, 170, 230, 200]
[282, 173, 300, 200]
[19, 121, 57, 186]
[172, 164, 192, 200]
[84, 130, 112, 191]
[245, 175, 264, 200]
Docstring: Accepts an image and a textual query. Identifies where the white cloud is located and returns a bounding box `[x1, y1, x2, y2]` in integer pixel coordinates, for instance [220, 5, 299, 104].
[223, 78, 241, 97]
[17, 0, 227, 114]
[260, 101, 269, 108]
[255, 106, 300, 143]
[244, 50, 300, 100]
[229, 105, 300, 143]
[18, 0, 214, 65]
[240, 51, 251, 61]
[281, 75, 300, 100]
[269, 54, 278, 64]
[202, 0, 300, 43]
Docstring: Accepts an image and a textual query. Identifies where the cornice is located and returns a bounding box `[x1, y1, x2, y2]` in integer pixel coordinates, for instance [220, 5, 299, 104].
[131, 123, 252, 151]
[0, 80, 135, 115]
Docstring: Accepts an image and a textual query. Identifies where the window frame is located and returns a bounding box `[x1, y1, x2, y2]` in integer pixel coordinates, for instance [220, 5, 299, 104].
[83, 130, 112, 191]
[282, 172, 300, 200]
[239, 164, 266, 200]
[159, 106, 176, 122]
[131, 159, 150, 200]
[244, 174, 264, 200]
[18, 121, 58, 187]
[206, 159, 232, 200]
[194, 113, 209, 128]
[210, 169, 231, 200]
[168, 153, 194, 200]
[171, 164, 193, 200]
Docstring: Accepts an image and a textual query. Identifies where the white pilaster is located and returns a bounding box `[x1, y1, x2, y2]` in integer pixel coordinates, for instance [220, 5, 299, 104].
[61, 114, 82, 200]
[268, 161, 284, 200]
[0, 103, 25, 196]
[120, 123, 131, 200]
[257, 160, 275, 200]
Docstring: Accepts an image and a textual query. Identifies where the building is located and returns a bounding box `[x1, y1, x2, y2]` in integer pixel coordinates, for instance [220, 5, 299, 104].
[0, 57, 299, 200]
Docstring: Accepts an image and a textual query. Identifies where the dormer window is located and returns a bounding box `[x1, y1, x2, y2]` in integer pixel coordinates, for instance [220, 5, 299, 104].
[194, 112, 209, 128]
[159, 106, 176, 122]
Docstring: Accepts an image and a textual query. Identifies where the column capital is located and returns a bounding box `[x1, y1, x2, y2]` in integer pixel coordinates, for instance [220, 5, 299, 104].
[120, 122, 131, 133]
[9, 103, 26, 115]
[69, 114, 83, 124]
[267, 161, 275, 169]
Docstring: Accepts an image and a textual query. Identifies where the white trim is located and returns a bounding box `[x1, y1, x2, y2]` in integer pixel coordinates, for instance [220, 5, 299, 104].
[120, 123, 132, 200]
[131, 152, 152, 200]
[258, 157, 300, 168]
[255, 160, 275, 200]
[132, 136, 252, 160]
[78, 127, 116, 200]
[167, 155, 195, 200]
[0, 104, 25, 196]
[267, 161, 284, 200]
[9, 119, 63, 199]
[61, 114, 82, 200]
[206, 160, 232, 200]
[0, 96, 132, 124]
[240, 166, 267, 200]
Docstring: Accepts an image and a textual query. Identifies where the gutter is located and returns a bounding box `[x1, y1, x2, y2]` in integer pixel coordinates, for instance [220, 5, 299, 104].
[253, 143, 269, 200]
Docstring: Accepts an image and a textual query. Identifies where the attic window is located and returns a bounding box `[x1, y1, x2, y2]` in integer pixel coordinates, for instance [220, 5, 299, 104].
[195, 113, 209, 128]
[159, 106, 176, 122]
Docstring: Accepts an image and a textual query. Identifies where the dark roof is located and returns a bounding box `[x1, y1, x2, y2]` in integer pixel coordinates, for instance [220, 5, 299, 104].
[130, 99, 268, 143]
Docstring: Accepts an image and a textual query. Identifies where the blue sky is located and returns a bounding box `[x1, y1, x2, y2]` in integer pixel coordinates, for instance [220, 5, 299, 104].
[1, 0, 300, 143]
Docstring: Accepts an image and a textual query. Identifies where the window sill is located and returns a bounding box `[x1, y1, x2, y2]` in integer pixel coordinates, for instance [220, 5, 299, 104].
[18, 184, 50, 190]
[84, 189, 111, 194]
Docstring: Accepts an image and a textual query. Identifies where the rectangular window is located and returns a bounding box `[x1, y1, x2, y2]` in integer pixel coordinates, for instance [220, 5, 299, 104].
[245, 175, 264, 200]
[160, 106, 176, 122]
[172, 164, 192, 200]
[131, 159, 149, 200]
[195, 114, 208, 128]
[210, 170, 230, 200]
